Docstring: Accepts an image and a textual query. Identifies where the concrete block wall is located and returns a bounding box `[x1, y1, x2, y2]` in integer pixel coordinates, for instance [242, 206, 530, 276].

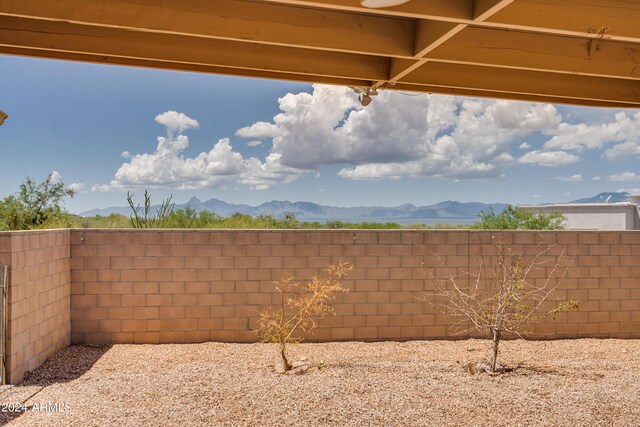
[69, 229, 640, 344]
[2, 230, 71, 383]
[1, 228, 639, 383]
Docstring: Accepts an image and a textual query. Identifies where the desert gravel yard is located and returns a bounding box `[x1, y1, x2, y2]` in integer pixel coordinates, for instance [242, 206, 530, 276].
[0, 339, 638, 426]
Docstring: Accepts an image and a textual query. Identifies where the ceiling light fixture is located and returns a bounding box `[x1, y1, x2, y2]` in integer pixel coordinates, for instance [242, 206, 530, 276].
[360, 0, 411, 8]
[352, 87, 379, 106]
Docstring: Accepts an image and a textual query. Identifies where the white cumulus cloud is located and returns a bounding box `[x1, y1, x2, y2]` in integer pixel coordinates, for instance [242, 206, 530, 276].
[235, 85, 562, 181]
[518, 150, 579, 166]
[556, 174, 582, 182]
[236, 122, 280, 139]
[50, 170, 62, 183]
[618, 187, 640, 194]
[609, 172, 640, 181]
[239, 153, 303, 190]
[155, 111, 199, 135]
[67, 182, 86, 192]
[95, 111, 305, 191]
[543, 111, 640, 159]
[97, 86, 638, 192]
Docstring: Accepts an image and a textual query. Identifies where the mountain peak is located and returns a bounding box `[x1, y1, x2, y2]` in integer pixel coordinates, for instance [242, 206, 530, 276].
[571, 192, 628, 204]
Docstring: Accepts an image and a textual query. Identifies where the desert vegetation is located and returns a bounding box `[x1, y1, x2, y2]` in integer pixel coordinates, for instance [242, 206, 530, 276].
[0, 174, 75, 230]
[472, 205, 564, 230]
[426, 238, 578, 373]
[0, 181, 565, 230]
[76, 206, 564, 230]
[255, 262, 352, 372]
[127, 190, 175, 228]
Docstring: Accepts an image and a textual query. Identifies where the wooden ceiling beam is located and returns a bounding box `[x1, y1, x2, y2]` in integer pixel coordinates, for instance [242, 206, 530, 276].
[378, 21, 466, 85]
[391, 83, 639, 108]
[0, 46, 372, 87]
[0, 0, 416, 58]
[0, 16, 389, 81]
[414, 20, 467, 58]
[261, 0, 640, 44]
[1, 0, 638, 108]
[378, 0, 513, 88]
[403, 62, 640, 105]
[428, 27, 640, 80]
[485, 0, 640, 44]
[473, 0, 514, 20]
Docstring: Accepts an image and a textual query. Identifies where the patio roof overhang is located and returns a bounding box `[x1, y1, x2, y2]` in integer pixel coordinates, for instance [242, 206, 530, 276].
[1, 0, 639, 108]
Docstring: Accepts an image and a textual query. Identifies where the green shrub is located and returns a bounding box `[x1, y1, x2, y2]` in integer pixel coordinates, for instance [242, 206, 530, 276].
[472, 205, 564, 230]
[0, 174, 75, 230]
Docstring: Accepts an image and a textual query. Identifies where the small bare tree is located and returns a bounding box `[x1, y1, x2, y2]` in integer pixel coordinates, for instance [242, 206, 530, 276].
[256, 262, 352, 372]
[426, 238, 578, 373]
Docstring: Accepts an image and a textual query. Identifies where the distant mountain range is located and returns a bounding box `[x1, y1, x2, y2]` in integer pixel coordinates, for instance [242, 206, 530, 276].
[81, 197, 508, 221]
[79, 191, 634, 222]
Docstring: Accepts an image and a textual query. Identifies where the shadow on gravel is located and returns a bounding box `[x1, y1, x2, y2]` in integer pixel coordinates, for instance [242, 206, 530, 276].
[21, 344, 113, 386]
[0, 344, 112, 426]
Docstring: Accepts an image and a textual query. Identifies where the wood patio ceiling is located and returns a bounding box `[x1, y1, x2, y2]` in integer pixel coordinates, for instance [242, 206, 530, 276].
[1, 0, 639, 108]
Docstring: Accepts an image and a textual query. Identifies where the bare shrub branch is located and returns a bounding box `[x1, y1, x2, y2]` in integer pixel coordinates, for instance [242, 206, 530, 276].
[256, 261, 352, 372]
[425, 237, 578, 373]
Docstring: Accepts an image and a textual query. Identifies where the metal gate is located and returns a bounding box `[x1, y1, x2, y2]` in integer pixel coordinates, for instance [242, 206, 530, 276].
[0, 265, 6, 385]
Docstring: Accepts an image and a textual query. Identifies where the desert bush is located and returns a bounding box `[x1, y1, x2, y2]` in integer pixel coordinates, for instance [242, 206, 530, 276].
[127, 190, 174, 228]
[426, 237, 578, 373]
[70, 213, 131, 229]
[256, 262, 352, 372]
[0, 174, 75, 230]
[472, 205, 564, 230]
[166, 206, 203, 228]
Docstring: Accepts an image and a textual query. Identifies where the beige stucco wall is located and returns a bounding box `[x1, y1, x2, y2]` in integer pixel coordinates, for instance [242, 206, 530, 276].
[521, 204, 640, 230]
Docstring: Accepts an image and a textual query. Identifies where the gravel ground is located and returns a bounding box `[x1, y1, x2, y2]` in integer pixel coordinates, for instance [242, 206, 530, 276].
[0, 339, 638, 426]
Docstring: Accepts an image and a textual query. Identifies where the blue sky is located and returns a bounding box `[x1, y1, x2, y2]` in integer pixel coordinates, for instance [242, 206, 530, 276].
[1, 55, 639, 214]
